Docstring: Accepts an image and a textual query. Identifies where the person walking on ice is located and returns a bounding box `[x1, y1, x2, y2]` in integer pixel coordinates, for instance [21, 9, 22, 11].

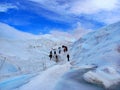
[55, 54, 58, 62]
[62, 45, 68, 52]
[67, 54, 70, 61]
[49, 51, 52, 60]
[53, 49, 56, 55]
[58, 47, 61, 54]
[52, 49, 59, 63]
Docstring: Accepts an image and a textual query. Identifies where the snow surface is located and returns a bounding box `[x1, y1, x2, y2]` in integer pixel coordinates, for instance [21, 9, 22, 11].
[17, 63, 103, 90]
[55, 69, 104, 90]
[0, 74, 35, 90]
[83, 66, 120, 88]
[18, 62, 71, 90]
[0, 60, 18, 75]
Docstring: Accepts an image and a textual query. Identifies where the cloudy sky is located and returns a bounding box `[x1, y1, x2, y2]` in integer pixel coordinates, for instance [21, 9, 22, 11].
[0, 0, 120, 34]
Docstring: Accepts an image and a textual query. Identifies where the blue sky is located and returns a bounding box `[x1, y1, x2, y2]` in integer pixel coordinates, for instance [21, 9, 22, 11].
[0, 0, 120, 34]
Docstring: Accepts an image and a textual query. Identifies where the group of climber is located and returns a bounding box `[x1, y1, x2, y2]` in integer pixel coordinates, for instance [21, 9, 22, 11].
[49, 45, 70, 63]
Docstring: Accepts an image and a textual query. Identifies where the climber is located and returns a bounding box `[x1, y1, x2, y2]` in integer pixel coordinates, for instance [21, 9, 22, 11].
[55, 54, 58, 62]
[49, 51, 52, 60]
[54, 50, 56, 55]
[62, 45, 68, 52]
[58, 47, 61, 54]
[67, 54, 70, 61]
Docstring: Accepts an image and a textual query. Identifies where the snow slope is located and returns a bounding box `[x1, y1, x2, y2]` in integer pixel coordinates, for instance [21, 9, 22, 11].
[70, 21, 120, 88]
[71, 21, 120, 67]
[0, 22, 37, 40]
[0, 22, 73, 83]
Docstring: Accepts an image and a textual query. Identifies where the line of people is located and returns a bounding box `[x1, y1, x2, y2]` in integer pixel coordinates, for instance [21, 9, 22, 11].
[49, 45, 70, 63]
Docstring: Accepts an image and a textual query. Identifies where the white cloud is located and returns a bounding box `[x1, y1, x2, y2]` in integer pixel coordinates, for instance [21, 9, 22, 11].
[29, 0, 71, 16]
[49, 22, 92, 40]
[29, 0, 119, 15]
[93, 0, 118, 10]
[0, 3, 17, 12]
[99, 11, 120, 24]
[49, 30, 74, 40]
[86, 9, 120, 24]
[72, 22, 92, 39]
[69, 0, 119, 15]
[29, 0, 120, 24]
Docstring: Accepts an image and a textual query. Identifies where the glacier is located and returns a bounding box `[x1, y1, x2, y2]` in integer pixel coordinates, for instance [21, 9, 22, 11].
[70, 21, 120, 89]
[0, 21, 120, 90]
